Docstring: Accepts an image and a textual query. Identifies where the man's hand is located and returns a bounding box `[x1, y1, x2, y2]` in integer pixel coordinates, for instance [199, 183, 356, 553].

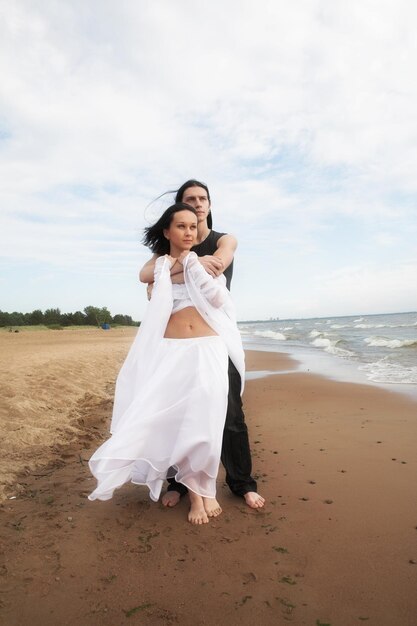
[198, 255, 224, 277]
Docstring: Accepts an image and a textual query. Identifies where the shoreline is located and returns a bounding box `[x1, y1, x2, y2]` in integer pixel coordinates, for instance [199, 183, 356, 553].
[244, 339, 417, 402]
[3, 323, 417, 398]
[1, 330, 417, 624]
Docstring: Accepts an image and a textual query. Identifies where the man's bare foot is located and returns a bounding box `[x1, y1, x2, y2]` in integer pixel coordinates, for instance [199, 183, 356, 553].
[203, 497, 222, 518]
[244, 492, 265, 509]
[161, 490, 181, 507]
[188, 491, 209, 525]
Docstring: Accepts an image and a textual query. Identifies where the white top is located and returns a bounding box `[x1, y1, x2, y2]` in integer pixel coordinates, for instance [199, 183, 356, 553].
[172, 283, 194, 314]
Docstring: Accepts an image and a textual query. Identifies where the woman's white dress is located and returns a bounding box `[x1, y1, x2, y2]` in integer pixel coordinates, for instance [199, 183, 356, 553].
[88, 253, 245, 502]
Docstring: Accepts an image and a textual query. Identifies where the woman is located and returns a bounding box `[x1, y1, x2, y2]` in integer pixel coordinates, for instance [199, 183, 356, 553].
[88, 203, 245, 524]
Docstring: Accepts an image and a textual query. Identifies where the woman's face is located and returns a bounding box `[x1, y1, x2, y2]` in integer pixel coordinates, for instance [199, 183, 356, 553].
[164, 210, 198, 254]
[181, 186, 210, 223]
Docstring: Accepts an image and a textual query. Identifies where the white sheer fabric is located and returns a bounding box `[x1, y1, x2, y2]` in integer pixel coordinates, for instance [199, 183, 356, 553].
[89, 336, 228, 501]
[183, 253, 244, 391]
[88, 253, 245, 502]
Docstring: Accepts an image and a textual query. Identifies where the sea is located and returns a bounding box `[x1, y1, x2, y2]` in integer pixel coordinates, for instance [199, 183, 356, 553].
[239, 311, 417, 399]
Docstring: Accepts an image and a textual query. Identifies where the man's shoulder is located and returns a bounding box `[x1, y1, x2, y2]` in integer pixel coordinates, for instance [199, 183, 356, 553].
[210, 229, 227, 238]
[212, 231, 238, 248]
[193, 230, 223, 254]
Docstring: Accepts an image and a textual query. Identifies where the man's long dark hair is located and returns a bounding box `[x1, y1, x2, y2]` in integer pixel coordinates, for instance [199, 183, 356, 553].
[142, 203, 197, 255]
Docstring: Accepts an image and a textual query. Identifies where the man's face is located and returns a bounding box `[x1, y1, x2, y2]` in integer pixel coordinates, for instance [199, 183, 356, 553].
[181, 186, 210, 223]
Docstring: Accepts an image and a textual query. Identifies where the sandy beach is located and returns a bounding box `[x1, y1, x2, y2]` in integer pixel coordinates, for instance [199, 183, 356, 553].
[1, 328, 416, 625]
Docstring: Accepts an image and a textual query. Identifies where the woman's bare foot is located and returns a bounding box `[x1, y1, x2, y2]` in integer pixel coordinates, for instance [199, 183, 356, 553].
[161, 490, 181, 507]
[203, 497, 222, 518]
[188, 491, 209, 525]
[244, 492, 265, 509]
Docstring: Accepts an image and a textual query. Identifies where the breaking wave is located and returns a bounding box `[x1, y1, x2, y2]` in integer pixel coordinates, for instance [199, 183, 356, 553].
[364, 336, 417, 349]
[310, 335, 355, 357]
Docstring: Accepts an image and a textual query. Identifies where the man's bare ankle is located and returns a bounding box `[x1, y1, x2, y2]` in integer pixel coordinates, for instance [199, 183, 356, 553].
[243, 491, 266, 509]
[161, 490, 181, 507]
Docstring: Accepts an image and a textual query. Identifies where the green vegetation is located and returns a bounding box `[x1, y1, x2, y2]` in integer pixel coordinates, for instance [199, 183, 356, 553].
[0, 306, 139, 329]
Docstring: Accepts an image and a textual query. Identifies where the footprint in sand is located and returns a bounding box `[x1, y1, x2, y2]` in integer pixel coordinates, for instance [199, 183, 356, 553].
[242, 572, 258, 584]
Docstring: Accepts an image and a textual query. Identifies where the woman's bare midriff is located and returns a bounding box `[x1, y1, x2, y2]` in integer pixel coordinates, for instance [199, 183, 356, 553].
[164, 307, 217, 338]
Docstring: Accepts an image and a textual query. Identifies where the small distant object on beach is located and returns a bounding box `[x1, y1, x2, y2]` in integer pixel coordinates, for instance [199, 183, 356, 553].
[101, 323, 111, 330]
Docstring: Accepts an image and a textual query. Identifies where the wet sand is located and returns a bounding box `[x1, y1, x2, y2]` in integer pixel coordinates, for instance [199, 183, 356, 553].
[1, 328, 417, 625]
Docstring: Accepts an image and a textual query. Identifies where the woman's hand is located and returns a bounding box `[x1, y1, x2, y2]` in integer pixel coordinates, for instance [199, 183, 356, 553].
[177, 251, 190, 265]
[165, 255, 177, 268]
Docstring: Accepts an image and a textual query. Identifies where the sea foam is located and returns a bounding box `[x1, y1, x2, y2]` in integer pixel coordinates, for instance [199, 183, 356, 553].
[360, 360, 417, 384]
[364, 336, 417, 349]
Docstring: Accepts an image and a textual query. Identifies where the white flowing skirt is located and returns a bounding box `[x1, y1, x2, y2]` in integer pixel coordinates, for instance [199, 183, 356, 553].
[88, 336, 229, 502]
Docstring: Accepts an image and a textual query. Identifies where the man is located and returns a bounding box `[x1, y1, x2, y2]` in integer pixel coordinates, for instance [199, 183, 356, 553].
[139, 179, 265, 509]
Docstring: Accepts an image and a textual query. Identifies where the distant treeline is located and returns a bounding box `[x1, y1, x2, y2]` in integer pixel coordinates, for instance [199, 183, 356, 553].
[0, 306, 139, 328]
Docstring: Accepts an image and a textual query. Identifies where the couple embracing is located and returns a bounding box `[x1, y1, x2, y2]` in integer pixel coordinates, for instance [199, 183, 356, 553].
[88, 180, 265, 524]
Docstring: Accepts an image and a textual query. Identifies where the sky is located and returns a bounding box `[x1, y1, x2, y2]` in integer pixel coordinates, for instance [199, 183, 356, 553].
[1, 0, 416, 322]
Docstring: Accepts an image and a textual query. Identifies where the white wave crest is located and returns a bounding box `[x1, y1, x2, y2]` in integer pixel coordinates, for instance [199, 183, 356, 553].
[309, 329, 322, 338]
[311, 337, 354, 357]
[330, 324, 352, 329]
[254, 330, 286, 341]
[356, 322, 417, 330]
[311, 337, 332, 348]
[355, 323, 389, 329]
[364, 336, 417, 349]
[360, 361, 417, 384]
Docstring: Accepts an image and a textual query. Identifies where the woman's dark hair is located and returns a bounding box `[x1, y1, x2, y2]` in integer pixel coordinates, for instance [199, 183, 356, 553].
[143, 203, 197, 255]
[175, 179, 212, 229]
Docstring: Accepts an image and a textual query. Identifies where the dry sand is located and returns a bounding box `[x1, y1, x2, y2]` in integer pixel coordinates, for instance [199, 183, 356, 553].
[1, 328, 417, 625]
